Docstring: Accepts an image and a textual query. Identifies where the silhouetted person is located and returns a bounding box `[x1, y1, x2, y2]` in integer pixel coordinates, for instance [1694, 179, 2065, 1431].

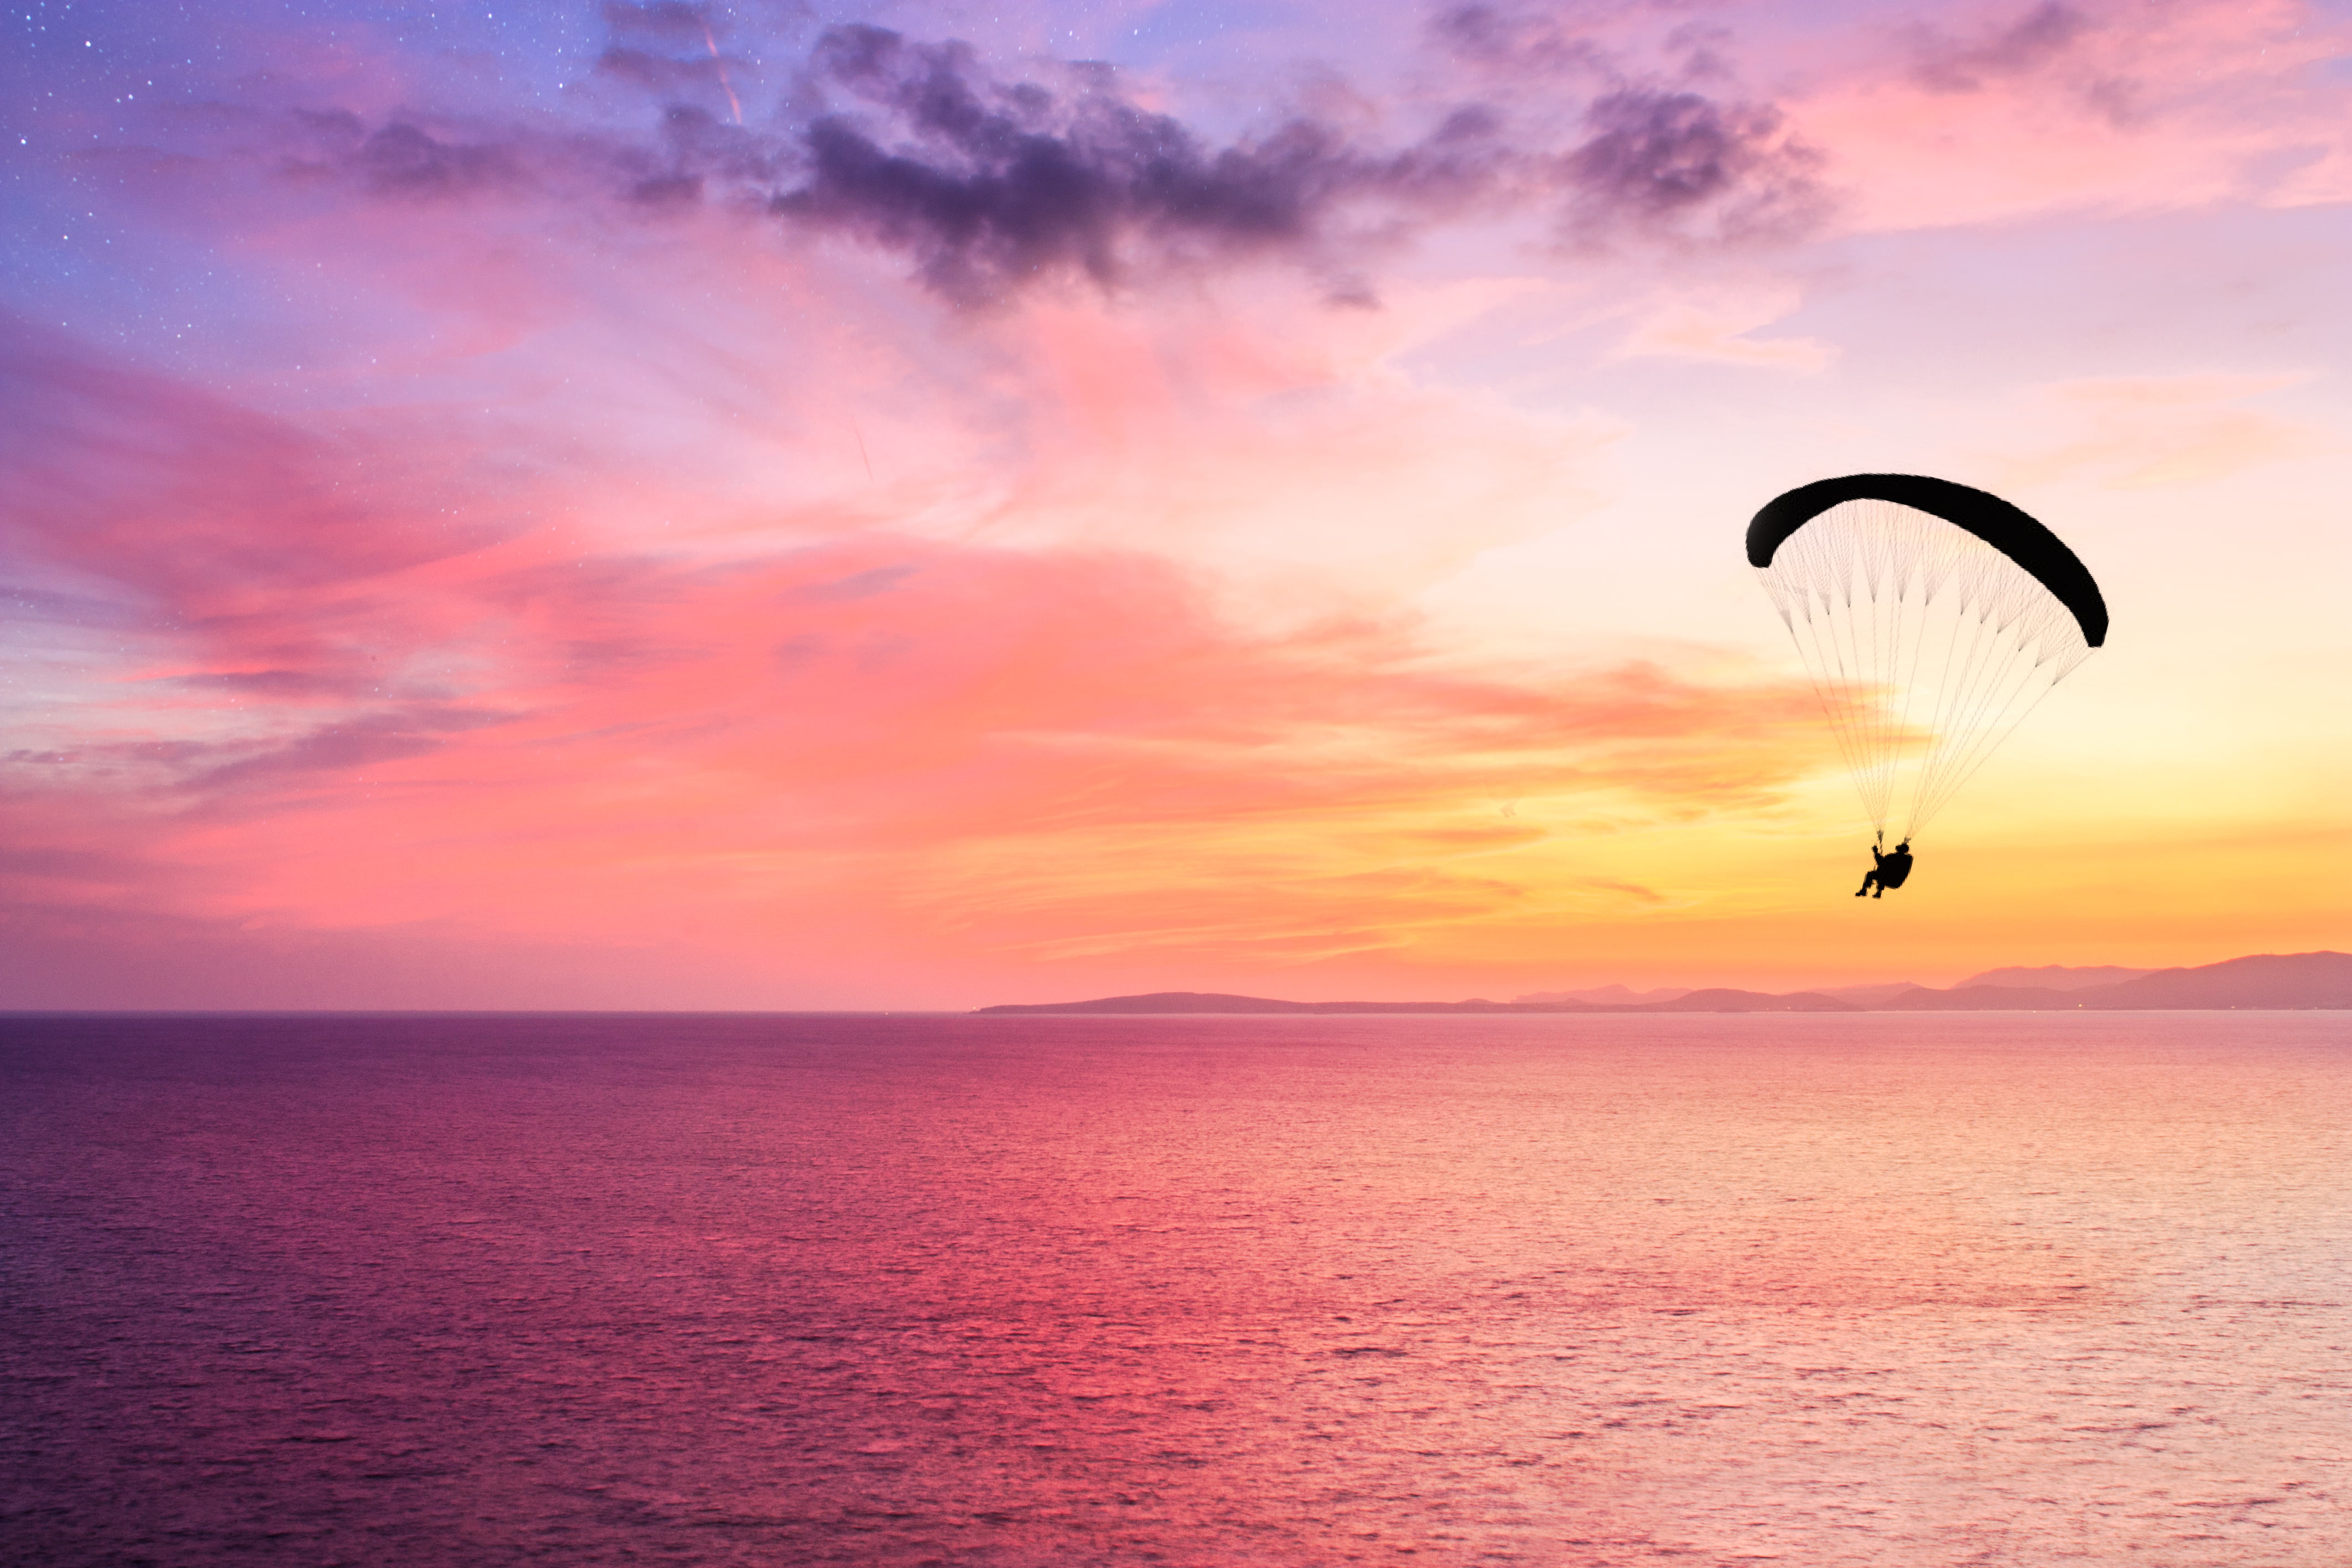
[1856, 840, 1913, 898]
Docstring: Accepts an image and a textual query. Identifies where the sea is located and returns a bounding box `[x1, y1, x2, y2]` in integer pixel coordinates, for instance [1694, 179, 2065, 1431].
[3, 1011, 2348, 1566]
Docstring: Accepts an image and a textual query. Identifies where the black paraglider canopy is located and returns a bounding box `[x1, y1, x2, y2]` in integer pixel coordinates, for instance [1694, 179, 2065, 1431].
[1746, 474, 2107, 647]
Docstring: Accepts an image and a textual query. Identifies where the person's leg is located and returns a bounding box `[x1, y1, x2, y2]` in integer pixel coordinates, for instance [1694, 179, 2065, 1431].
[1856, 871, 1878, 897]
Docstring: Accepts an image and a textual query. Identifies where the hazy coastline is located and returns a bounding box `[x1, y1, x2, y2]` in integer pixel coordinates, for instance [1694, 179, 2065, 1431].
[979, 950, 2352, 1014]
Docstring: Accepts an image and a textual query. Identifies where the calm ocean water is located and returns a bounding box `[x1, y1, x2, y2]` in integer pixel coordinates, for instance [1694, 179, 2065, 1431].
[3, 1012, 2348, 1566]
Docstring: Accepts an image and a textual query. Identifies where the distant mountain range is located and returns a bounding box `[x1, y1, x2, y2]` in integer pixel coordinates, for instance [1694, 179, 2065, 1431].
[1952, 964, 2156, 991]
[975, 952, 2352, 1015]
[1519, 965, 2157, 1008]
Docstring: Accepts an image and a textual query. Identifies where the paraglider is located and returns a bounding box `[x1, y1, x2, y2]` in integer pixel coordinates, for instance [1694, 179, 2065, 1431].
[1856, 838, 1912, 899]
[1747, 475, 2107, 896]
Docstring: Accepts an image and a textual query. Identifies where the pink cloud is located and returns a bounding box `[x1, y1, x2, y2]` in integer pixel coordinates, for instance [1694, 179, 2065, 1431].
[1787, 0, 2352, 230]
[1612, 278, 1832, 370]
[3, 511, 1831, 971]
[0, 306, 1832, 1003]
[1986, 372, 2331, 490]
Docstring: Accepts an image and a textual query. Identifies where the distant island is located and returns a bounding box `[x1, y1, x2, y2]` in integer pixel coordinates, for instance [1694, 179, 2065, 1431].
[977, 951, 2352, 1014]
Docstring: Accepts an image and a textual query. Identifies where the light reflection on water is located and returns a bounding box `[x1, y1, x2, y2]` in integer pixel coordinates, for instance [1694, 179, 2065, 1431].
[3, 1012, 2349, 1565]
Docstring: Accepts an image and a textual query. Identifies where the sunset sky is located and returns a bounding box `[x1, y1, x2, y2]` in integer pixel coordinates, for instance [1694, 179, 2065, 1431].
[3, 0, 2347, 1008]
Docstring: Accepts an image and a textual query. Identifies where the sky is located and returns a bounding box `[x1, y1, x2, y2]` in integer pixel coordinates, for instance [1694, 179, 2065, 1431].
[2, 0, 2348, 1009]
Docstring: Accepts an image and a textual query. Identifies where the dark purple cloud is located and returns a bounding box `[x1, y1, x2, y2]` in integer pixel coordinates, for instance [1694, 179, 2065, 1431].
[356, 120, 523, 196]
[273, 108, 525, 199]
[1433, 3, 1619, 77]
[144, 15, 1825, 304]
[1909, 3, 2087, 93]
[1562, 89, 1823, 243]
[766, 24, 1822, 300]
[766, 25, 1509, 303]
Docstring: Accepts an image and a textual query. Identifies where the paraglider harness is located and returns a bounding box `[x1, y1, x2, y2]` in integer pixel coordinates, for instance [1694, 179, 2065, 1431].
[1857, 831, 1913, 897]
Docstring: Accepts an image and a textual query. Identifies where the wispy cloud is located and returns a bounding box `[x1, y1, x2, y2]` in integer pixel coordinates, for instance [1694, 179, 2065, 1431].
[0, 520, 1834, 987]
[1792, 0, 2352, 229]
[1907, 2, 2090, 96]
[1992, 372, 2329, 489]
[0, 301, 1830, 996]
[1612, 280, 1833, 370]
